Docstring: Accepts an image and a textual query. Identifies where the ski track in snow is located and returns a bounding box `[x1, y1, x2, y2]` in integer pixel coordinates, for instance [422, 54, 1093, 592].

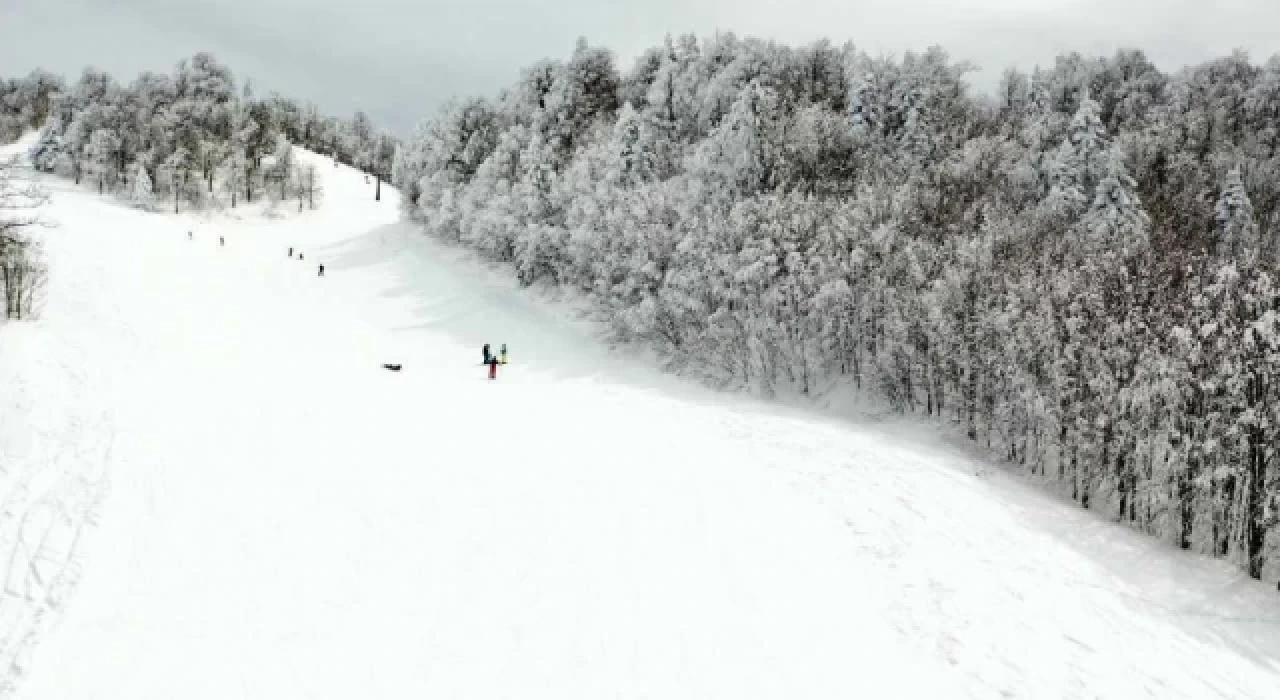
[1, 135, 1278, 698]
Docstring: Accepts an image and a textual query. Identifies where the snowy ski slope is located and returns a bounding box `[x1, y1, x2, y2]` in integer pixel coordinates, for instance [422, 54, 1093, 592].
[3, 135, 1280, 698]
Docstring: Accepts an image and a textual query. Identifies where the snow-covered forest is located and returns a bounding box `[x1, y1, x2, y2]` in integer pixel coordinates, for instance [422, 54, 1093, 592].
[6, 40, 1280, 584]
[392, 37, 1280, 582]
[1, 54, 398, 213]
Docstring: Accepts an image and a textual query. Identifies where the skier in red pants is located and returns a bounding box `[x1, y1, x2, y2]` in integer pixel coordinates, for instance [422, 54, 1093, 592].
[487, 356, 499, 380]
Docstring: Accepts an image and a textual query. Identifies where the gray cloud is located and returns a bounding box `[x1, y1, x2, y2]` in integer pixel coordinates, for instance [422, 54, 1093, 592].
[3, 0, 1279, 135]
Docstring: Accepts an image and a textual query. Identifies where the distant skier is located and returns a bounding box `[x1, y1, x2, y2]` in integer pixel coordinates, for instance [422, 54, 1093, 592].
[187, 230, 192, 240]
[482, 343, 492, 365]
[288, 247, 293, 257]
[219, 236, 225, 247]
[299, 253, 304, 261]
[488, 355, 499, 380]
[318, 264, 325, 276]
[500, 343, 508, 364]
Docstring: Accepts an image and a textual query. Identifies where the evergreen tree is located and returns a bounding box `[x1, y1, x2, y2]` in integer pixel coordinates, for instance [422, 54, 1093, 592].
[28, 124, 63, 172]
[128, 161, 156, 210]
[1215, 166, 1259, 261]
[1046, 95, 1112, 223]
[1081, 150, 1150, 255]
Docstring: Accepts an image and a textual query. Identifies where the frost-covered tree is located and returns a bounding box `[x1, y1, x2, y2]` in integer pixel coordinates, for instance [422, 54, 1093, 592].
[296, 163, 323, 210]
[1215, 167, 1259, 260]
[689, 81, 784, 197]
[128, 161, 156, 210]
[160, 146, 198, 213]
[267, 135, 296, 202]
[85, 128, 121, 194]
[1046, 95, 1113, 222]
[28, 123, 64, 172]
[1080, 150, 1149, 254]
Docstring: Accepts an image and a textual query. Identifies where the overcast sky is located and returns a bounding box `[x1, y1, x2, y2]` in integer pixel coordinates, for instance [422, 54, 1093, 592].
[3, 0, 1279, 135]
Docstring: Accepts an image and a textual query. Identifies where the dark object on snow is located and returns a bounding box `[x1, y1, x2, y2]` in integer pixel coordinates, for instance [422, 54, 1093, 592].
[482, 343, 491, 364]
[299, 253, 305, 261]
[318, 264, 325, 276]
[382, 363, 402, 371]
[488, 356, 499, 380]
[288, 247, 293, 257]
[500, 343, 508, 364]
[219, 236, 225, 246]
[188, 231, 192, 240]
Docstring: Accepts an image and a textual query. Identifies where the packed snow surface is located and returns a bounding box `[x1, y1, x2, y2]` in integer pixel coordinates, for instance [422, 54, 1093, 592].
[3, 136, 1280, 699]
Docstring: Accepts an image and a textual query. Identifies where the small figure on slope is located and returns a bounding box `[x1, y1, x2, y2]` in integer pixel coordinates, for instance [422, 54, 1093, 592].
[482, 343, 491, 365]
[299, 253, 304, 261]
[188, 230, 192, 240]
[288, 247, 293, 257]
[318, 264, 325, 277]
[500, 343, 508, 364]
[487, 354, 499, 380]
[219, 235, 225, 246]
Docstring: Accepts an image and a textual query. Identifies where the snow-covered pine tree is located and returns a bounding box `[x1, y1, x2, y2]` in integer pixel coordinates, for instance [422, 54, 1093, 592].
[28, 124, 63, 173]
[1046, 95, 1112, 223]
[128, 162, 156, 211]
[1215, 166, 1258, 261]
[1081, 150, 1150, 255]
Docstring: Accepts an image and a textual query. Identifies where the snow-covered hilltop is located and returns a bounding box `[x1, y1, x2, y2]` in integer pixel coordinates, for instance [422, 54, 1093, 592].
[10, 44, 1280, 587]
[0, 121, 1278, 699]
[5, 39, 1280, 699]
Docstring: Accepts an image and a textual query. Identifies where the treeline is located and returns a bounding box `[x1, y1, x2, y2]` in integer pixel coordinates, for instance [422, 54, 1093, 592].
[1, 54, 398, 212]
[394, 37, 1280, 583]
[1, 73, 61, 320]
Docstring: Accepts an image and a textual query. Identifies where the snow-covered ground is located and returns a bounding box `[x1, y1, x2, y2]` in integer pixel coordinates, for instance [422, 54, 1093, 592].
[3, 134, 1280, 699]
